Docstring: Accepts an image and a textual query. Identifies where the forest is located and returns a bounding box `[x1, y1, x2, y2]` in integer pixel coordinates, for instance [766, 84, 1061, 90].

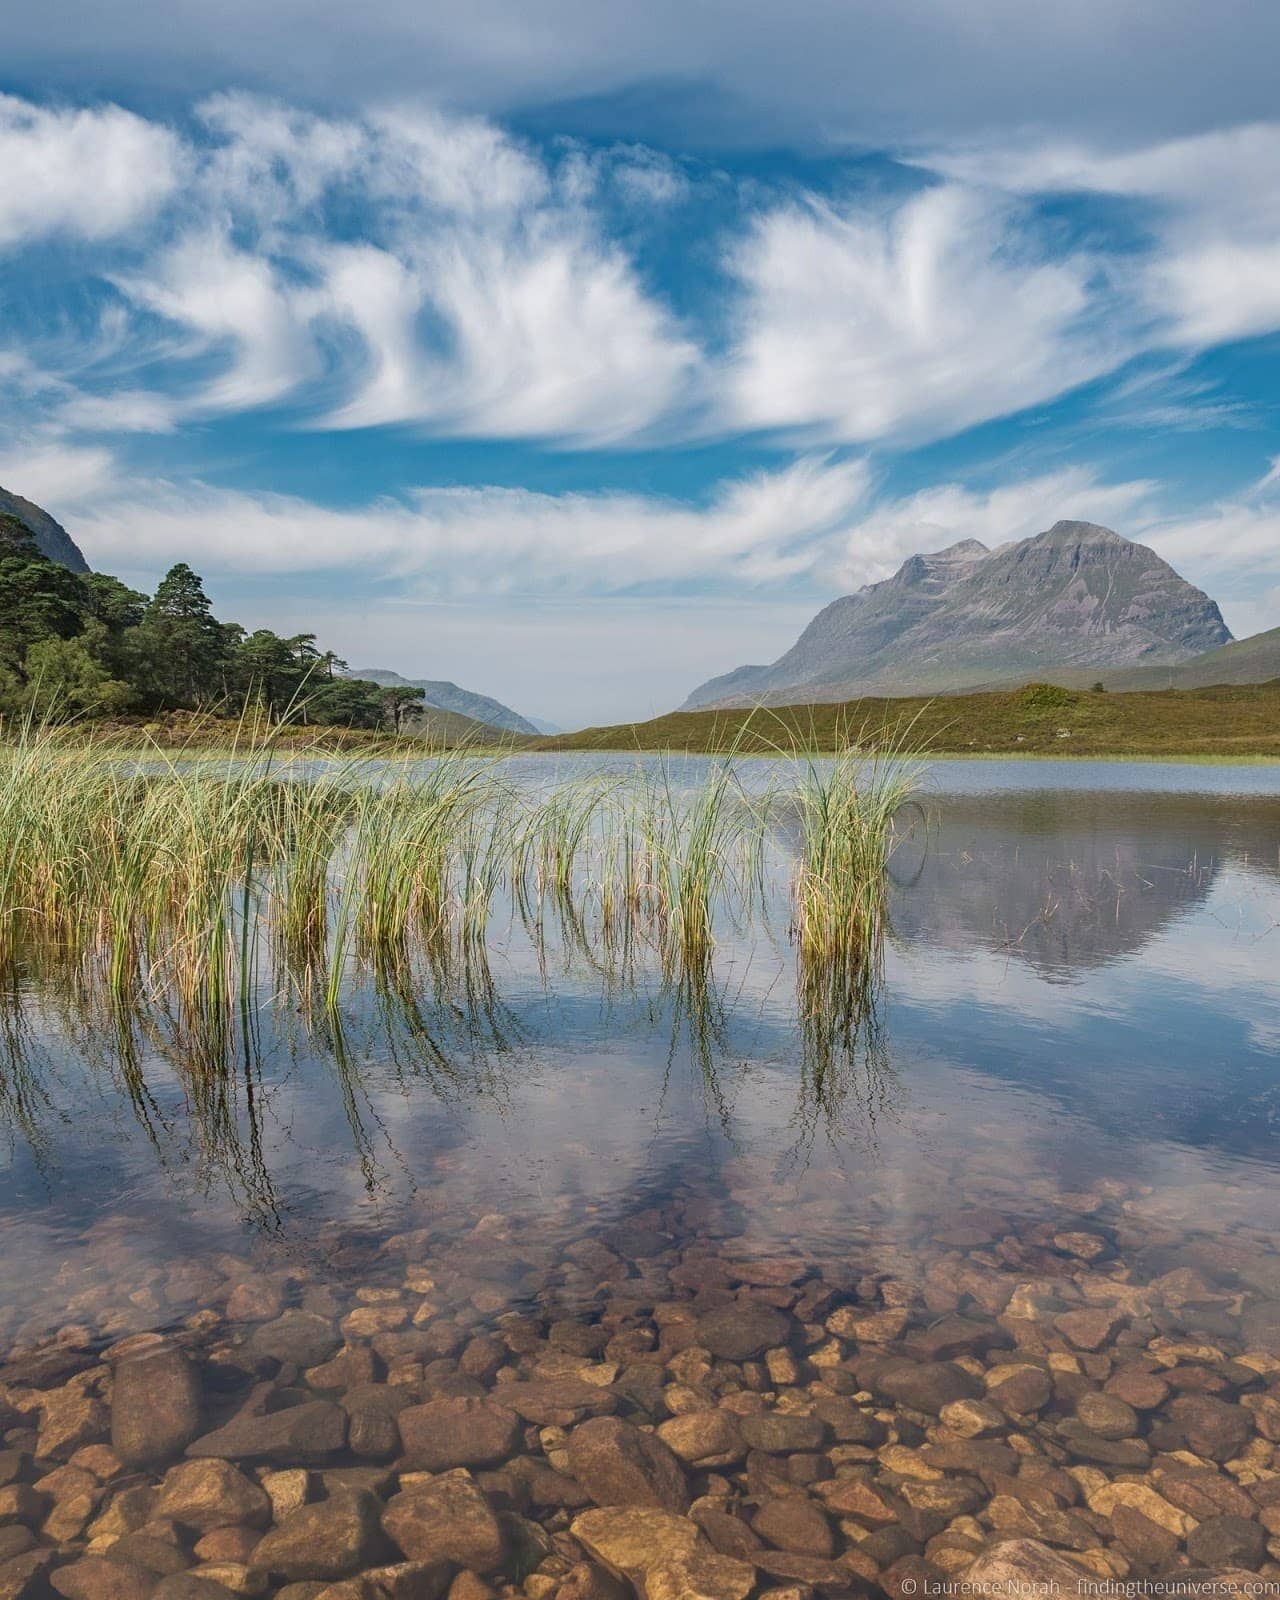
[0, 512, 424, 729]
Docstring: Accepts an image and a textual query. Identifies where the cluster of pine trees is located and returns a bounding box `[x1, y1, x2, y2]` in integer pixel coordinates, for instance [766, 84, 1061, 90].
[0, 513, 425, 729]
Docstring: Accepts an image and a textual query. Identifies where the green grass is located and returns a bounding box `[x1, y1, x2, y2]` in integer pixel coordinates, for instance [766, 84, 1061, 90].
[533, 679, 1280, 759]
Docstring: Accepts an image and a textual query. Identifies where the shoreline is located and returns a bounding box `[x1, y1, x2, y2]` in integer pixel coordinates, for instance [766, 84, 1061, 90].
[6, 734, 1278, 766]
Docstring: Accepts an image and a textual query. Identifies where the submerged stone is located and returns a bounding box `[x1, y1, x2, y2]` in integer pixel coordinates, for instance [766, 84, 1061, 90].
[252, 1490, 385, 1581]
[111, 1346, 202, 1468]
[382, 1478, 506, 1574]
[566, 1417, 689, 1513]
[397, 1398, 520, 1471]
[186, 1402, 347, 1465]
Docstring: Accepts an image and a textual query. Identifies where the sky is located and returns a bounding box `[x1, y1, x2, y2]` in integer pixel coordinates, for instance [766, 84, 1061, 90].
[1, 2, 1279, 727]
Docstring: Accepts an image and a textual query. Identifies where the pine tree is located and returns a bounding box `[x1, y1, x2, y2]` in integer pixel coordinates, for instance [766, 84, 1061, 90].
[136, 563, 231, 708]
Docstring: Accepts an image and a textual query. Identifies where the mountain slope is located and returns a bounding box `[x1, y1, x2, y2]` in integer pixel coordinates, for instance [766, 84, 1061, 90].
[1101, 625, 1280, 690]
[683, 521, 1231, 708]
[0, 485, 90, 571]
[350, 667, 540, 735]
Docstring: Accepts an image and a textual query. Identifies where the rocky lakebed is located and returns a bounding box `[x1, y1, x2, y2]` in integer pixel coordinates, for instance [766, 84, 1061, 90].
[4, 1172, 1280, 1600]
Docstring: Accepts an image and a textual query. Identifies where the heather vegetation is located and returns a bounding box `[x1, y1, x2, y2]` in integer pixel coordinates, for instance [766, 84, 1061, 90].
[535, 680, 1280, 758]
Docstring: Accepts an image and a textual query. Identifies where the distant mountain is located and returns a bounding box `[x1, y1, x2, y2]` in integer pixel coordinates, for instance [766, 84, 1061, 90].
[0, 484, 89, 571]
[1100, 625, 1280, 690]
[350, 668, 540, 735]
[682, 521, 1232, 708]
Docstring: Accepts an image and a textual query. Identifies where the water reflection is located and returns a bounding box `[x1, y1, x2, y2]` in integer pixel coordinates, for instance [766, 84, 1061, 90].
[892, 790, 1280, 977]
[0, 766, 1276, 1348]
[4, 767, 1280, 1598]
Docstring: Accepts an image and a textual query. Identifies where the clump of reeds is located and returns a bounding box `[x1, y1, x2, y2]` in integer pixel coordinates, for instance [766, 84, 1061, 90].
[788, 736, 920, 1049]
[0, 716, 923, 1064]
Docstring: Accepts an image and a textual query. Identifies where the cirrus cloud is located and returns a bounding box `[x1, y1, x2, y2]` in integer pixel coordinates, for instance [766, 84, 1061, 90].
[722, 184, 1125, 445]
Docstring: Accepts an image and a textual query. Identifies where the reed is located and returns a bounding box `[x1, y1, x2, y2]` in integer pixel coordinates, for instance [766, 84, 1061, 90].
[0, 718, 922, 1051]
[788, 735, 920, 1058]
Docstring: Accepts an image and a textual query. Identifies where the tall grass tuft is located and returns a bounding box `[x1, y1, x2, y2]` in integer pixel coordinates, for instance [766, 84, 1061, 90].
[788, 733, 921, 1070]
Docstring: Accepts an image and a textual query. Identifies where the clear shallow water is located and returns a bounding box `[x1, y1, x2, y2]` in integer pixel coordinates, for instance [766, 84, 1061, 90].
[2, 758, 1279, 1586]
[2, 762, 1278, 1327]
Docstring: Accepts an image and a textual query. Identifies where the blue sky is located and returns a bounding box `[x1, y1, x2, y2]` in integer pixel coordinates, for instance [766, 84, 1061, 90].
[1, 2, 1278, 725]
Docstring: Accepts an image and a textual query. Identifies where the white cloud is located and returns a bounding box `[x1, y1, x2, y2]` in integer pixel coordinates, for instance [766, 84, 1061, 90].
[315, 109, 698, 441]
[195, 93, 368, 224]
[926, 124, 1280, 352]
[607, 148, 690, 207]
[63, 456, 873, 588]
[57, 390, 179, 434]
[116, 229, 319, 412]
[722, 185, 1123, 445]
[1139, 505, 1280, 622]
[1152, 241, 1280, 348]
[314, 217, 698, 442]
[365, 105, 548, 216]
[0, 94, 183, 249]
[0, 438, 123, 506]
[5, 89, 1280, 453]
[66, 95, 702, 442]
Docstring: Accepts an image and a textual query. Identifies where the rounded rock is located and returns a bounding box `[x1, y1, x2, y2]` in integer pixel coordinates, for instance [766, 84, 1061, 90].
[1075, 1392, 1139, 1441]
[111, 1346, 203, 1469]
[695, 1305, 790, 1363]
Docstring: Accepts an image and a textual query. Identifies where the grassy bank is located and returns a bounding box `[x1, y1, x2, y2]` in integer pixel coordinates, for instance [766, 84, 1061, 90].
[533, 679, 1280, 759]
[1, 706, 533, 753]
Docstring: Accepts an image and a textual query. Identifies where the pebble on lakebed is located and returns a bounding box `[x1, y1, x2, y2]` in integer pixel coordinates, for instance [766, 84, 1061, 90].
[3, 1178, 1280, 1600]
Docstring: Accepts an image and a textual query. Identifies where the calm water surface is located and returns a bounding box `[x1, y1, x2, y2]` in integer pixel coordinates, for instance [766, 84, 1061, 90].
[2, 757, 1277, 1338]
[3, 756, 1280, 1592]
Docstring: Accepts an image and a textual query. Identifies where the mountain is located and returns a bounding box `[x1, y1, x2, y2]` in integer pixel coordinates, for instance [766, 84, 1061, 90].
[1101, 625, 1280, 690]
[349, 668, 540, 735]
[682, 521, 1232, 708]
[0, 484, 89, 571]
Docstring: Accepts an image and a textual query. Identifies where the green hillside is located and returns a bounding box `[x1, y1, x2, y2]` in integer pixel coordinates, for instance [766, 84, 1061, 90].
[537, 680, 1280, 758]
[1102, 626, 1280, 690]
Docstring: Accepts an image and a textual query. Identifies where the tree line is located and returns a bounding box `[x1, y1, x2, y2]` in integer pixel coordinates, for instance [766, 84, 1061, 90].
[0, 513, 426, 729]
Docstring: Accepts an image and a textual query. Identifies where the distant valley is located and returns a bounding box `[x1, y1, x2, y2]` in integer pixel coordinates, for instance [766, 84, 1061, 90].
[0, 482, 544, 738]
[350, 668, 550, 736]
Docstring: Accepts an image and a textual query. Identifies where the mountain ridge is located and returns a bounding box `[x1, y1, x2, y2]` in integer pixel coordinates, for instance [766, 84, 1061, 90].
[0, 484, 90, 571]
[349, 667, 541, 735]
[683, 520, 1233, 708]
[1100, 624, 1280, 691]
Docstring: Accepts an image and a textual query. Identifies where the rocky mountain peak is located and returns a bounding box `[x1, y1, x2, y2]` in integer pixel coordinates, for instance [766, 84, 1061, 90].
[1044, 519, 1127, 543]
[682, 520, 1232, 709]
